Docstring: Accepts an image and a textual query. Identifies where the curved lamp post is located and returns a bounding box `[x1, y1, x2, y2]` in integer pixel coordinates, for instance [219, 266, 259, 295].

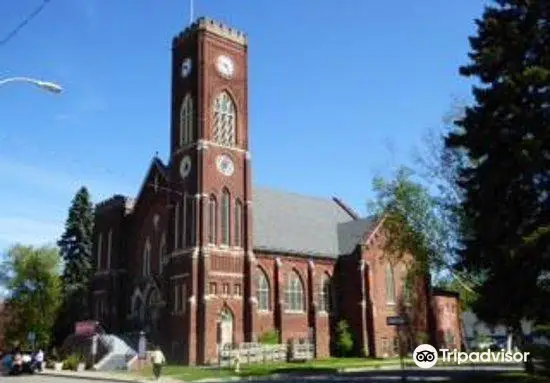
[0, 76, 63, 94]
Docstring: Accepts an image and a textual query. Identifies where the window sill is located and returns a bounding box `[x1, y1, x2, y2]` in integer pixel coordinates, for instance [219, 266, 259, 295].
[258, 309, 271, 315]
[285, 310, 306, 315]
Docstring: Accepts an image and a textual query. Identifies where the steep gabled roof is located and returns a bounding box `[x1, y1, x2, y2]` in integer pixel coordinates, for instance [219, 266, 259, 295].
[132, 156, 168, 211]
[97, 183, 378, 258]
[336, 218, 377, 255]
[252, 187, 377, 258]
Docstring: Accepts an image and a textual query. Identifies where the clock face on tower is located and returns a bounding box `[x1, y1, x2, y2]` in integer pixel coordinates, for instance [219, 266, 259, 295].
[179, 155, 192, 179]
[181, 58, 192, 78]
[216, 154, 235, 176]
[216, 55, 235, 78]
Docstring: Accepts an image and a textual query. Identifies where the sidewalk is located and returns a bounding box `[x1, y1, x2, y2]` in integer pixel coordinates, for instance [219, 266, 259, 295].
[41, 368, 185, 382]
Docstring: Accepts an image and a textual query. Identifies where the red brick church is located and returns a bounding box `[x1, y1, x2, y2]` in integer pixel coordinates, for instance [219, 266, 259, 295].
[90, 17, 461, 365]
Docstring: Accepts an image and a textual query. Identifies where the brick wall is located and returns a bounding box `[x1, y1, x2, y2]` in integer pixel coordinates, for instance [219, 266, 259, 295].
[432, 292, 462, 351]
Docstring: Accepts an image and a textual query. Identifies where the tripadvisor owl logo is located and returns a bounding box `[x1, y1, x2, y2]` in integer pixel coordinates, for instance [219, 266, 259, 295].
[413, 344, 438, 368]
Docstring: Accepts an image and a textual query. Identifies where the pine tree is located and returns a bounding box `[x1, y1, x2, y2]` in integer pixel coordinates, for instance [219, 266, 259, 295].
[54, 186, 94, 344]
[445, 0, 550, 336]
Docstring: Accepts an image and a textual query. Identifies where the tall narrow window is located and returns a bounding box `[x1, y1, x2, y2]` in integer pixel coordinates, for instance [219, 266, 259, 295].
[159, 232, 166, 272]
[403, 280, 412, 305]
[107, 229, 113, 270]
[286, 271, 305, 312]
[174, 283, 180, 313]
[180, 94, 193, 145]
[234, 199, 243, 247]
[221, 189, 230, 245]
[143, 238, 151, 276]
[213, 92, 236, 147]
[174, 203, 180, 249]
[182, 192, 188, 247]
[385, 263, 395, 304]
[189, 198, 196, 246]
[97, 233, 103, 270]
[208, 195, 217, 244]
[257, 268, 270, 311]
[180, 283, 187, 314]
[318, 274, 331, 313]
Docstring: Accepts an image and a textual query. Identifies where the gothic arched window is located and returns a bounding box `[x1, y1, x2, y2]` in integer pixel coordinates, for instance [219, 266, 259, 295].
[180, 94, 194, 146]
[213, 92, 236, 147]
[318, 273, 331, 313]
[221, 188, 230, 245]
[257, 268, 270, 311]
[385, 263, 395, 304]
[234, 199, 243, 247]
[208, 195, 217, 244]
[143, 238, 151, 277]
[286, 270, 305, 312]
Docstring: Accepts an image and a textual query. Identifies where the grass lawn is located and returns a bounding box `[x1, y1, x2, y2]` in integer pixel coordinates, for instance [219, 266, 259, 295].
[137, 357, 408, 381]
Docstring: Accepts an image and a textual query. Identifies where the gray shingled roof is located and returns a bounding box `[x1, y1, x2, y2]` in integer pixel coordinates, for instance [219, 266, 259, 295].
[103, 185, 377, 258]
[252, 187, 376, 258]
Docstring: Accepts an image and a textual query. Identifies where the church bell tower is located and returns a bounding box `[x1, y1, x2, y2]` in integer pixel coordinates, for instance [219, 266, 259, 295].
[167, 17, 253, 365]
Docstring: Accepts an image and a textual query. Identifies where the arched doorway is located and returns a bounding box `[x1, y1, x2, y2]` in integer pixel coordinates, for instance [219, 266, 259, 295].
[217, 307, 234, 348]
[147, 288, 162, 333]
[130, 288, 146, 330]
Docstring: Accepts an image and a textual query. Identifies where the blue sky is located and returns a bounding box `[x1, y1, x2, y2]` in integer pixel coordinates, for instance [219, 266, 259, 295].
[0, 0, 486, 252]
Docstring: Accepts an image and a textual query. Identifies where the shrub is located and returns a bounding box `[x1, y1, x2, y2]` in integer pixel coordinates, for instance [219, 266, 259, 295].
[63, 353, 84, 371]
[335, 320, 354, 357]
[258, 330, 279, 344]
[415, 332, 429, 345]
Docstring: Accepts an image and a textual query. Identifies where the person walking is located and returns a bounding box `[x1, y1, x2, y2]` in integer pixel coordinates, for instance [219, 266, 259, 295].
[150, 345, 166, 381]
[34, 349, 44, 372]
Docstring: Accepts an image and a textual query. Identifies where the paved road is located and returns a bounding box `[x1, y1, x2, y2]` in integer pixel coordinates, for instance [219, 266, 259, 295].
[1, 376, 112, 383]
[234, 365, 526, 382]
[0, 366, 528, 382]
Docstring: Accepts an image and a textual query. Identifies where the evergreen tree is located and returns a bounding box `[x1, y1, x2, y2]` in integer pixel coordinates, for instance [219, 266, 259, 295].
[445, 0, 550, 338]
[54, 186, 94, 344]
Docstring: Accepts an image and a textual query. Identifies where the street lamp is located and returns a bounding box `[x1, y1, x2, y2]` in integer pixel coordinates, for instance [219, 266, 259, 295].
[0, 76, 63, 94]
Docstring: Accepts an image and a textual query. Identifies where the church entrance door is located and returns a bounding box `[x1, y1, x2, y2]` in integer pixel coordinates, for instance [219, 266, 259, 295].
[218, 308, 233, 347]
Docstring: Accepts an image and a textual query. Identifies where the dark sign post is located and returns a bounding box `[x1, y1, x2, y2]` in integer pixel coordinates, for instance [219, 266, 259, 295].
[386, 316, 408, 382]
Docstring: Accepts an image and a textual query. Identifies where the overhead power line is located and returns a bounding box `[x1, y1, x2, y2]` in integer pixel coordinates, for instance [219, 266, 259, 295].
[0, 0, 52, 48]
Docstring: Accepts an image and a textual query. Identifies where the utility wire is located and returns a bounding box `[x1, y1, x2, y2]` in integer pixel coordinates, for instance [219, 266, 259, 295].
[0, 0, 52, 48]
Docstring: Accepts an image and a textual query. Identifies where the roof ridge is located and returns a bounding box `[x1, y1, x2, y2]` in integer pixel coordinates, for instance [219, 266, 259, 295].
[253, 185, 336, 203]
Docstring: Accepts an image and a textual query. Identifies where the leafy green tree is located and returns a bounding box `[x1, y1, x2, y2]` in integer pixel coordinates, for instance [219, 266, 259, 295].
[0, 244, 62, 349]
[54, 186, 94, 345]
[413, 104, 482, 311]
[445, 0, 550, 338]
[369, 167, 476, 292]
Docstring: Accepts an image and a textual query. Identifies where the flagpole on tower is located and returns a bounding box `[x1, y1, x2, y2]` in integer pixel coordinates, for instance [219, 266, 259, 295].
[189, 0, 194, 24]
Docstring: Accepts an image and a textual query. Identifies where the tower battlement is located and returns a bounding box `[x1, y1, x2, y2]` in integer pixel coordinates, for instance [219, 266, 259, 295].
[173, 17, 247, 47]
[95, 194, 134, 215]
